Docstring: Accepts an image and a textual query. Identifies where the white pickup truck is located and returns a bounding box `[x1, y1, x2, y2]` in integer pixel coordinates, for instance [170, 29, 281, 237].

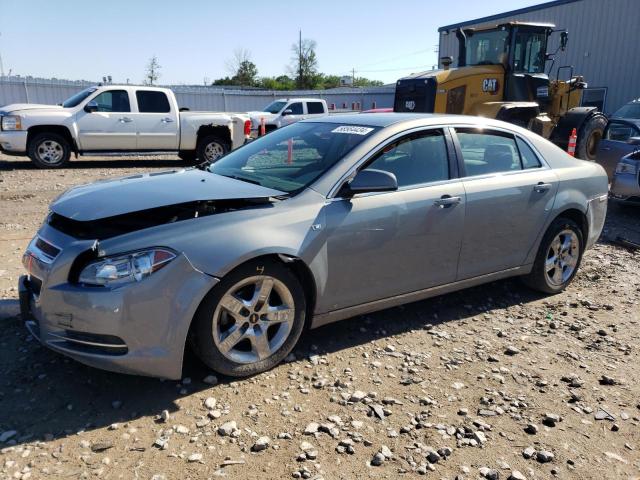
[0, 85, 250, 168]
[248, 98, 329, 135]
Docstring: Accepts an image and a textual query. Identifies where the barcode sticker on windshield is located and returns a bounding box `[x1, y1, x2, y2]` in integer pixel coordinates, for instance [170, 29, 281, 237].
[331, 126, 374, 135]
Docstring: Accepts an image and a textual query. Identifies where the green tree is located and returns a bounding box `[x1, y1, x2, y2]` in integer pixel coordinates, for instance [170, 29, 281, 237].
[144, 55, 161, 85]
[233, 60, 258, 86]
[290, 36, 319, 89]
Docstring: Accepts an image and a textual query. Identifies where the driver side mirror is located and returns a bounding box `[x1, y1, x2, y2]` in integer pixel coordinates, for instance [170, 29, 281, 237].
[560, 31, 568, 51]
[282, 109, 293, 116]
[627, 136, 640, 145]
[84, 100, 98, 113]
[339, 169, 398, 198]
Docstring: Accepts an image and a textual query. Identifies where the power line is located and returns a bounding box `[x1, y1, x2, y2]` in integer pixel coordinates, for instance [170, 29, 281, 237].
[351, 48, 433, 70]
[354, 64, 434, 73]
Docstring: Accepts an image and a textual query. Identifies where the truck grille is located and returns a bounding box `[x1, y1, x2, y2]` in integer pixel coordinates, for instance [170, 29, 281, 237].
[394, 77, 437, 113]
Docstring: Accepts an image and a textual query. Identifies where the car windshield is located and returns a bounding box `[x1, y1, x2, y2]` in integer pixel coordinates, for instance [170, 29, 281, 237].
[613, 102, 640, 120]
[263, 100, 287, 114]
[465, 29, 509, 66]
[62, 87, 97, 108]
[209, 122, 378, 193]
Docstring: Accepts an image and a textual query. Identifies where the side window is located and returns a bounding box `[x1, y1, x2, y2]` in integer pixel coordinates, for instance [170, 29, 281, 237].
[364, 129, 449, 188]
[287, 102, 303, 115]
[456, 129, 521, 176]
[307, 102, 325, 114]
[136, 91, 171, 113]
[91, 90, 130, 112]
[516, 137, 542, 169]
[605, 121, 639, 142]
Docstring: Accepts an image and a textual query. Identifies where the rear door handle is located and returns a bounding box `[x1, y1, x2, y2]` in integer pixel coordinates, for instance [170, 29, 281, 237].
[161, 117, 174, 123]
[119, 117, 133, 123]
[600, 146, 611, 151]
[534, 182, 552, 192]
[434, 195, 461, 208]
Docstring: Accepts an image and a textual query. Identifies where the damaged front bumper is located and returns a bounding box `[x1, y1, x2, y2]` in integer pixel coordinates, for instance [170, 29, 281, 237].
[20, 224, 219, 380]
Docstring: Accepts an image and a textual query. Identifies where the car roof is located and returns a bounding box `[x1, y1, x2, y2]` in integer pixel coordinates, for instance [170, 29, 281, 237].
[302, 112, 515, 129]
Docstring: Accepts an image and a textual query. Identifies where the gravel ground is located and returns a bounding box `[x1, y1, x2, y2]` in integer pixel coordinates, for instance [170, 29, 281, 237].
[1, 154, 639, 480]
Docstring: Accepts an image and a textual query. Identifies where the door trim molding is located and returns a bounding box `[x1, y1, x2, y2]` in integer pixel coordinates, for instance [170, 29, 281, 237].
[310, 264, 531, 329]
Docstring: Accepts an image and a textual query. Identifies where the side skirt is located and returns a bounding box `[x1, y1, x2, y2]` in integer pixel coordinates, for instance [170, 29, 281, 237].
[310, 265, 532, 329]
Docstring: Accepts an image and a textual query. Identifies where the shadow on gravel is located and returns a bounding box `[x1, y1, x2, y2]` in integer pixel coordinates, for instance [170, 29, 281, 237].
[0, 157, 190, 171]
[0, 275, 543, 448]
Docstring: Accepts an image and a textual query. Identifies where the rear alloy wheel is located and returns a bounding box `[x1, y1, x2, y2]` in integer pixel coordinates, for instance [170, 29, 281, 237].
[192, 259, 306, 377]
[523, 217, 583, 294]
[28, 132, 71, 168]
[196, 135, 229, 163]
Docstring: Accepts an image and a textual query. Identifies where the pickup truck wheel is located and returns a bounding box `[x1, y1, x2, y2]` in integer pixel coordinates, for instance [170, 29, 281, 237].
[28, 133, 71, 168]
[197, 136, 229, 163]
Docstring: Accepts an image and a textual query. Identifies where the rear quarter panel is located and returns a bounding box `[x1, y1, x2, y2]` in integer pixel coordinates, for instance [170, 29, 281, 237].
[524, 134, 608, 261]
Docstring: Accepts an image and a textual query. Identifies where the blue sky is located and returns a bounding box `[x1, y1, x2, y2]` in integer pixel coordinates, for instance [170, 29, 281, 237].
[0, 0, 541, 85]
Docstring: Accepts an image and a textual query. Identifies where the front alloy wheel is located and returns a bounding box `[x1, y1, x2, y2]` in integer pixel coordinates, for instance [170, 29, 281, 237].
[213, 276, 295, 364]
[192, 259, 306, 377]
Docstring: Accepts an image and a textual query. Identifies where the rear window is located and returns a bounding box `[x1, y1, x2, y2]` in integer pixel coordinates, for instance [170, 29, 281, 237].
[307, 102, 325, 114]
[136, 91, 171, 113]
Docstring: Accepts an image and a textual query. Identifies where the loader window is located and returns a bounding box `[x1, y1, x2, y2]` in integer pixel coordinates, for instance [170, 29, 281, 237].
[465, 29, 508, 66]
[513, 31, 546, 73]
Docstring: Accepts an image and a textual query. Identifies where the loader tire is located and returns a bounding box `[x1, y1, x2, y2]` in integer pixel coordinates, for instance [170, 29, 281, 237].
[576, 114, 607, 161]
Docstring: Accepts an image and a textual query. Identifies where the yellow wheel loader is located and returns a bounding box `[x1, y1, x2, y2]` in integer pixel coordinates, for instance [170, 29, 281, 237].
[394, 22, 607, 160]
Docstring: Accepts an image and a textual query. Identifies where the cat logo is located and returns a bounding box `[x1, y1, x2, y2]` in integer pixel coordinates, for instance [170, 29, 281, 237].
[482, 78, 499, 93]
[405, 100, 416, 111]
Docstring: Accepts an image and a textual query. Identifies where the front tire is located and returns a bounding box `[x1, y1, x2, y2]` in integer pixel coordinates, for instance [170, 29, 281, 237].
[196, 135, 229, 163]
[522, 217, 584, 294]
[192, 259, 306, 377]
[27, 132, 71, 168]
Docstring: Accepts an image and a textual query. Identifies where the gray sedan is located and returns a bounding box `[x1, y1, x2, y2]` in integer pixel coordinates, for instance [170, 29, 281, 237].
[19, 114, 608, 379]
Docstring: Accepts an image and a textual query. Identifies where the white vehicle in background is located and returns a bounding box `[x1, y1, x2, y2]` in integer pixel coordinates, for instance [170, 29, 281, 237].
[248, 98, 328, 134]
[0, 86, 251, 168]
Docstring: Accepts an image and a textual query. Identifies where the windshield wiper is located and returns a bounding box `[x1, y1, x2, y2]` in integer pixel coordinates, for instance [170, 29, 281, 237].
[218, 173, 263, 186]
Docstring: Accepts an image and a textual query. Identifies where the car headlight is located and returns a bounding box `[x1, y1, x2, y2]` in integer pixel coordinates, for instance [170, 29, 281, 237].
[78, 248, 176, 287]
[1, 115, 23, 131]
[615, 161, 638, 175]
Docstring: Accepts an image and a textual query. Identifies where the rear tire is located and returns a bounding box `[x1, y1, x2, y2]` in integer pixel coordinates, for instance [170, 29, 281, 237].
[576, 114, 607, 161]
[196, 135, 229, 163]
[192, 259, 306, 377]
[27, 132, 71, 168]
[522, 217, 584, 294]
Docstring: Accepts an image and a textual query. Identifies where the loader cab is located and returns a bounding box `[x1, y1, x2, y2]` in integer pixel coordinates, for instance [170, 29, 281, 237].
[458, 22, 554, 106]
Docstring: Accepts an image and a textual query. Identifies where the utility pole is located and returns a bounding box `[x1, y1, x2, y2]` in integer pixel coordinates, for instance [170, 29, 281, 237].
[298, 29, 303, 88]
[352, 68, 355, 86]
[0, 32, 5, 77]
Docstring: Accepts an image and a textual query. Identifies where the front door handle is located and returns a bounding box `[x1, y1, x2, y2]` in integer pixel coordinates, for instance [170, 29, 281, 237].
[434, 195, 461, 208]
[161, 117, 174, 123]
[534, 182, 552, 193]
[119, 117, 133, 123]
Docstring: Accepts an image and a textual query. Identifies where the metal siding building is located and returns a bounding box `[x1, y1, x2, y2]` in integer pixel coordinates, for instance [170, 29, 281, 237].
[438, 0, 639, 113]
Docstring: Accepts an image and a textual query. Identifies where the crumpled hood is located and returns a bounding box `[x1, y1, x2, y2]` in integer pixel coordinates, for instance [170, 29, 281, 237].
[1, 103, 64, 114]
[51, 168, 285, 221]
